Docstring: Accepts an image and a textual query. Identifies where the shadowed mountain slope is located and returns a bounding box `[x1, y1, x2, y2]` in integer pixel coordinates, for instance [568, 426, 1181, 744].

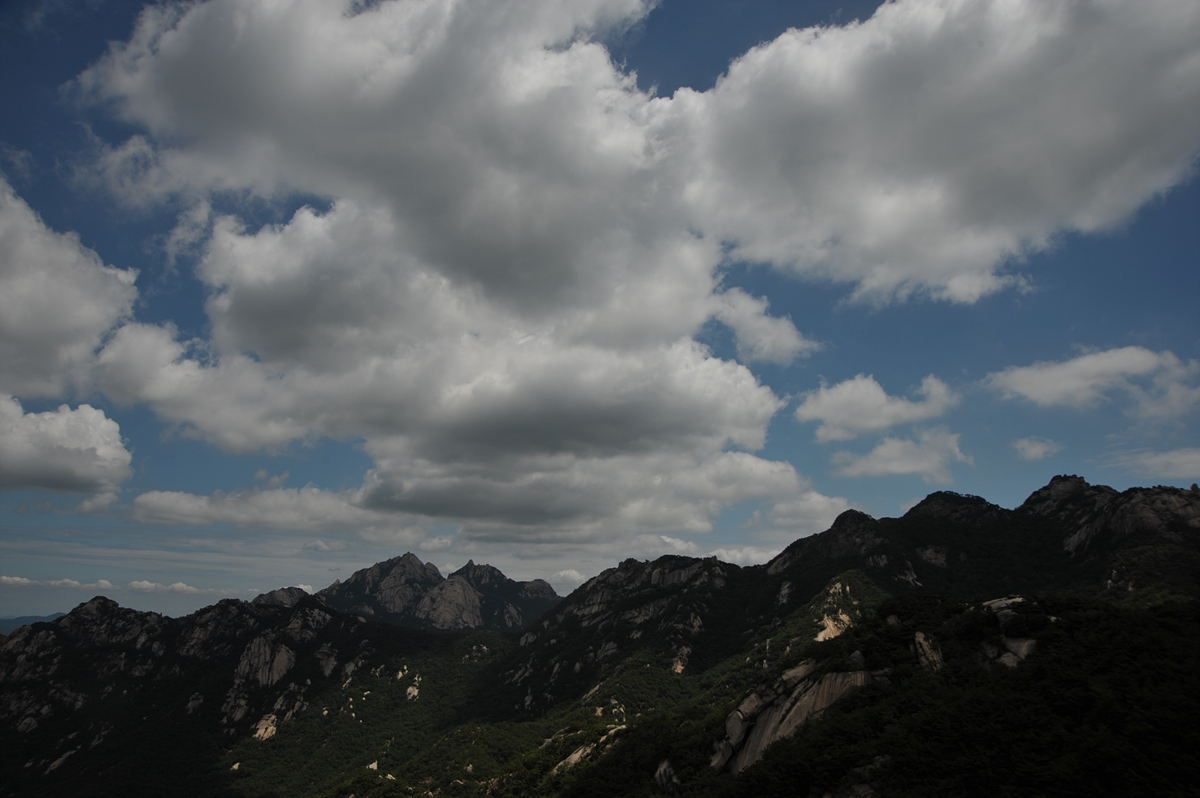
[2, 476, 1197, 798]
[315, 553, 561, 632]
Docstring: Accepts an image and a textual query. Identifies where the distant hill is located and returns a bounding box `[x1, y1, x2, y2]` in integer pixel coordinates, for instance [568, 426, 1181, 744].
[1, 476, 1196, 798]
[0, 614, 65, 636]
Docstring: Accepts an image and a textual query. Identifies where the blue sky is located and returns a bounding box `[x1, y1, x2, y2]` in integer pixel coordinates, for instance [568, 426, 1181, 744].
[2, 0, 1198, 617]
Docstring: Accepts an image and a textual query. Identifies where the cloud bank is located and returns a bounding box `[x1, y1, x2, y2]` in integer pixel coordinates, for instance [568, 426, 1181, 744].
[2, 0, 1190, 555]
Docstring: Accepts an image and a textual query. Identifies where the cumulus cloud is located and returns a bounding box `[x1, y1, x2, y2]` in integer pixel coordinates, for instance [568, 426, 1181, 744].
[76, 0, 1200, 307]
[0, 395, 133, 494]
[707, 546, 780, 567]
[832, 427, 972, 484]
[1, 575, 115, 590]
[128, 580, 221, 595]
[987, 347, 1200, 420]
[713, 288, 818, 365]
[0, 176, 137, 397]
[686, 0, 1200, 303]
[767, 490, 853, 535]
[53, 0, 1200, 545]
[794, 374, 958, 442]
[552, 568, 585, 584]
[1012, 436, 1062, 461]
[657, 535, 705, 556]
[1108, 448, 1200, 480]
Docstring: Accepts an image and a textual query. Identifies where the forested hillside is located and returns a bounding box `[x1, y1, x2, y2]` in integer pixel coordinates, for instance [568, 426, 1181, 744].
[2, 477, 1197, 797]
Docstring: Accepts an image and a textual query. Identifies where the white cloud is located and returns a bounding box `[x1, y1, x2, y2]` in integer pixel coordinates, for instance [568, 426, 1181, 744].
[767, 490, 853, 535]
[76, 0, 1200, 308]
[1108, 448, 1200, 480]
[0, 395, 133, 494]
[1, 576, 116, 590]
[832, 427, 972, 484]
[712, 288, 818, 365]
[128, 579, 224, 595]
[685, 0, 1200, 303]
[795, 374, 958, 442]
[0, 176, 137, 397]
[658, 535, 704, 556]
[50, 0, 1200, 551]
[1012, 436, 1062, 461]
[987, 347, 1200, 419]
[552, 568, 585, 584]
[707, 546, 780, 567]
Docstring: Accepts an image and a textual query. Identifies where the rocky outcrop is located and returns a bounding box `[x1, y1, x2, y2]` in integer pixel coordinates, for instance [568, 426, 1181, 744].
[253, 586, 310, 608]
[912, 631, 943, 672]
[316, 554, 560, 631]
[414, 576, 485, 630]
[712, 659, 879, 774]
[317, 553, 445, 619]
[975, 596, 1040, 668]
[768, 510, 886, 576]
[1020, 475, 1200, 555]
[233, 634, 296, 687]
[810, 580, 861, 642]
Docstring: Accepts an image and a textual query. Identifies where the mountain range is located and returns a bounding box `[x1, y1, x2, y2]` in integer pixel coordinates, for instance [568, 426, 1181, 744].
[2, 475, 1197, 797]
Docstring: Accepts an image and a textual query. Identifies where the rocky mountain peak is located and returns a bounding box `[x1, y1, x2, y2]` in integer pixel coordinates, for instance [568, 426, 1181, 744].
[519, 579, 558, 601]
[452, 560, 505, 587]
[314, 553, 560, 632]
[315, 553, 445, 619]
[252, 587, 309, 608]
[768, 510, 884, 575]
[1018, 474, 1118, 517]
[903, 491, 999, 523]
[1018, 474, 1200, 556]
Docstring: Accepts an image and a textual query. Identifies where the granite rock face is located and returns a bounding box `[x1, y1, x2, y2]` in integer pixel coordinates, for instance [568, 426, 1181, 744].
[316, 554, 560, 631]
[1019, 475, 1200, 555]
[711, 659, 878, 774]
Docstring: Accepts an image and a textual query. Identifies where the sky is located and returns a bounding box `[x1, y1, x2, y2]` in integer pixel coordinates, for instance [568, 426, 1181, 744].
[1, 0, 1198, 618]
